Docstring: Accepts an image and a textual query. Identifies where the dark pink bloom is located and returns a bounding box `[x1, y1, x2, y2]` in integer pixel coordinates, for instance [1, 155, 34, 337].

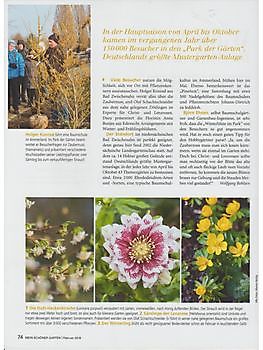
[102, 213, 180, 289]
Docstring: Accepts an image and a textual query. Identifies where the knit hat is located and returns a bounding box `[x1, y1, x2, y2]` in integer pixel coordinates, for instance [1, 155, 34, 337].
[48, 33, 59, 44]
[17, 39, 25, 46]
[8, 39, 16, 46]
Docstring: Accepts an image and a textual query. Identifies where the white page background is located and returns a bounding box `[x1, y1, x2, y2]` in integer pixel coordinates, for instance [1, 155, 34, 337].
[3, 0, 261, 349]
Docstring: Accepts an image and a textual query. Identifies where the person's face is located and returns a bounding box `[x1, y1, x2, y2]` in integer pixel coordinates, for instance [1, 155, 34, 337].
[18, 43, 24, 51]
[8, 43, 15, 52]
[48, 39, 57, 49]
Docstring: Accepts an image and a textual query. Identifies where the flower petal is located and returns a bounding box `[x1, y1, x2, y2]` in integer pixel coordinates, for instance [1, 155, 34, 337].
[142, 272, 159, 288]
[217, 233, 224, 242]
[220, 241, 228, 251]
[236, 242, 242, 249]
[215, 247, 221, 255]
[199, 265, 206, 271]
[229, 246, 237, 254]
[207, 246, 215, 254]
[207, 260, 213, 267]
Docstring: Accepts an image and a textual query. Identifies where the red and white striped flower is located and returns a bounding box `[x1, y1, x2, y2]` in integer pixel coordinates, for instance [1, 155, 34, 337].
[102, 213, 180, 289]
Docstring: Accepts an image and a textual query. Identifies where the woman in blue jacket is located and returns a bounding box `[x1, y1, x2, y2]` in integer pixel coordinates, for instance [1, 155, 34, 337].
[8, 40, 25, 114]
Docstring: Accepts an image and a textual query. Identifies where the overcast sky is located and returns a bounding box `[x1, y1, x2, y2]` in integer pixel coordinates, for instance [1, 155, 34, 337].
[8, 5, 56, 38]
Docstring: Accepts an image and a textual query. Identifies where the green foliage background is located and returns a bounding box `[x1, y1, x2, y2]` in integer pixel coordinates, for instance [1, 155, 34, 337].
[95, 198, 180, 302]
[182, 198, 250, 303]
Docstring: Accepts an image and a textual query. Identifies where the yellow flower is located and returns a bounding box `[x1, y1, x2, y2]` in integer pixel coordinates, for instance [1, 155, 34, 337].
[182, 197, 190, 200]
[205, 198, 217, 206]
[229, 242, 249, 257]
[215, 217, 232, 231]
[196, 256, 213, 271]
[226, 200, 240, 216]
[196, 218, 211, 233]
[195, 285, 206, 296]
[201, 205, 213, 217]
[206, 233, 228, 255]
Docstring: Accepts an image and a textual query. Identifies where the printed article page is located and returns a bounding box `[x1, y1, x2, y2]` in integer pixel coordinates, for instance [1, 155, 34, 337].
[4, 0, 259, 349]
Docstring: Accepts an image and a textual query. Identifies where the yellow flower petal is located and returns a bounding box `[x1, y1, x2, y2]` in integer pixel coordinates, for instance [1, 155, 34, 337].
[201, 205, 213, 217]
[196, 256, 213, 271]
[207, 233, 227, 256]
[226, 200, 240, 216]
[241, 243, 249, 257]
[236, 242, 242, 249]
[220, 241, 228, 251]
[196, 256, 206, 264]
[243, 243, 249, 251]
[199, 265, 206, 271]
[205, 198, 217, 206]
[196, 218, 211, 233]
[217, 233, 224, 242]
[215, 247, 221, 255]
[229, 241, 248, 258]
[216, 217, 232, 231]
[207, 246, 215, 254]
[195, 285, 206, 296]
[229, 246, 237, 254]
[207, 260, 213, 267]
[207, 233, 216, 241]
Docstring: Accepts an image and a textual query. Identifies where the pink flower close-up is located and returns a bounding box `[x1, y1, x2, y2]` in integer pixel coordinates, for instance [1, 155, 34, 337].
[101, 213, 180, 289]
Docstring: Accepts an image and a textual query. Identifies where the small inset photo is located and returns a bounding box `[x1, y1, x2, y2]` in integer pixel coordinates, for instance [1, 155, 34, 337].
[181, 198, 250, 303]
[25, 198, 94, 302]
[8, 4, 91, 129]
[95, 198, 180, 302]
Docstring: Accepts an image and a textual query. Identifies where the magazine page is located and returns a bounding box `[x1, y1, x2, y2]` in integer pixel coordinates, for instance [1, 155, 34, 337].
[4, 0, 259, 349]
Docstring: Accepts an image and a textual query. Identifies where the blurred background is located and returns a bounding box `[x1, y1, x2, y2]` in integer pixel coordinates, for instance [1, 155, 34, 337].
[27, 197, 93, 232]
[26, 197, 94, 302]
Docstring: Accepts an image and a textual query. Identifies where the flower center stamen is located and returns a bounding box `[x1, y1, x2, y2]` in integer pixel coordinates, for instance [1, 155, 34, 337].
[129, 235, 155, 263]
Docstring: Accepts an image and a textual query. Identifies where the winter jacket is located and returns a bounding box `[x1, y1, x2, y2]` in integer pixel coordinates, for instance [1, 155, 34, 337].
[44, 45, 65, 73]
[25, 59, 38, 89]
[8, 49, 25, 79]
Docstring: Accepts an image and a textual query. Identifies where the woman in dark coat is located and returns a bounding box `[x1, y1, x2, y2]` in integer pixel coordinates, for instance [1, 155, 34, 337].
[17, 40, 27, 103]
[25, 51, 37, 107]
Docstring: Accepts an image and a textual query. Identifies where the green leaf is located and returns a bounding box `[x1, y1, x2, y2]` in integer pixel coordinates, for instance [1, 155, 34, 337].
[95, 271, 105, 282]
[182, 232, 192, 238]
[113, 198, 150, 210]
[72, 226, 85, 235]
[194, 198, 202, 205]
[134, 285, 153, 301]
[114, 204, 136, 215]
[96, 207, 115, 231]
[26, 223, 33, 230]
[197, 235, 207, 245]
[107, 270, 118, 281]
[224, 273, 249, 301]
